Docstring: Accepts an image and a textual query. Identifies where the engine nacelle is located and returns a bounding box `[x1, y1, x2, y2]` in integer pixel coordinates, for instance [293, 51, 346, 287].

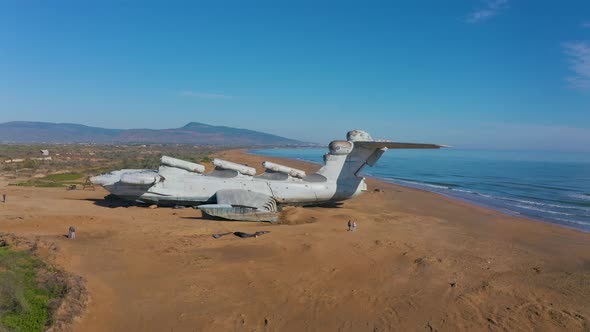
[347, 130, 374, 142]
[328, 140, 353, 155]
[262, 161, 306, 178]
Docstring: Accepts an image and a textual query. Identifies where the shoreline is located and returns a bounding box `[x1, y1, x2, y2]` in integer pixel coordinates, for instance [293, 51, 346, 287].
[0, 148, 589, 331]
[227, 148, 590, 242]
[246, 148, 590, 234]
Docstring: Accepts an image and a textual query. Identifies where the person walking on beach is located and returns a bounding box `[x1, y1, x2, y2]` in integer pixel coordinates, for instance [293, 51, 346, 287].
[347, 220, 352, 231]
[352, 221, 357, 232]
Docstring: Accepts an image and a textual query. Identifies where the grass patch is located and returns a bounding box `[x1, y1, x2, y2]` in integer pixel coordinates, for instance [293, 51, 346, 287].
[12, 180, 79, 188]
[0, 246, 65, 332]
[44, 173, 84, 182]
[11, 172, 85, 188]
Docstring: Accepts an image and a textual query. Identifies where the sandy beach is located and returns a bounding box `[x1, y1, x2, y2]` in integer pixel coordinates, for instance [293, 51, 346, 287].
[1, 149, 589, 331]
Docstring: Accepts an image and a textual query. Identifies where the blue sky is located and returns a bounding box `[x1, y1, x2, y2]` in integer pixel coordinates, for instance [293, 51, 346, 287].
[1, 0, 589, 150]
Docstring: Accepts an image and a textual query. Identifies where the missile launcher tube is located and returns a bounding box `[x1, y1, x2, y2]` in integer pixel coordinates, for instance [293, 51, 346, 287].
[262, 161, 306, 178]
[161, 156, 205, 173]
[213, 159, 256, 176]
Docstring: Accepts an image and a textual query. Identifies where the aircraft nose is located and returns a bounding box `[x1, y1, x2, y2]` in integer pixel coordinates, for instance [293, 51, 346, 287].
[90, 175, 108, 185]
[90, 173, 120, 186]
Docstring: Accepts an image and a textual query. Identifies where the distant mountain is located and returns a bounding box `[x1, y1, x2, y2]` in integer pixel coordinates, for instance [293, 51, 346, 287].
[0, 121, 307, 146]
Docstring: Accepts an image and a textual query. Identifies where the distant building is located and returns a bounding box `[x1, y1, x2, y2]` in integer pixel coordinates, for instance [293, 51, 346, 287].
[40, 149, 50, 156]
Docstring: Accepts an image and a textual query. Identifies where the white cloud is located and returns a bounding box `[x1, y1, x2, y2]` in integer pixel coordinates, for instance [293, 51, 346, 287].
[466, 0, 509, 23]
[562, 41, 590, 89]
[179, 91, 234, 100]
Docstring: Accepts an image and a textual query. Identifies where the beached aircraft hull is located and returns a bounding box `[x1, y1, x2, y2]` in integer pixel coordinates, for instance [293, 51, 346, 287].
[91, 130, 445, 221]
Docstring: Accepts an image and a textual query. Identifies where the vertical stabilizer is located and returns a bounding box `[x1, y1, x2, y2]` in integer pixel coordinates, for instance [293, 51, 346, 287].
[316, 130, 383, 182]
[315, 130, 445, 200]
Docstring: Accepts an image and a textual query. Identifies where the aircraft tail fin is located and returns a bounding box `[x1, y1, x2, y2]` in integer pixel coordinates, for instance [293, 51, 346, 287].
[316, 130, 446, 182]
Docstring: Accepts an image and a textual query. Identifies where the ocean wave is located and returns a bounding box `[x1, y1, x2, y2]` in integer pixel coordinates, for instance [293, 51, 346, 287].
[390, 179, 590, 219]
[448, 188, 499, 199]
[510, 204, 576, 216]
[253, 148, 590, 231]
[426, 181, 458, 188]
[511, 182, 572, 192]
[450, 188, 475, 194]
[470, 192, 495, 198]
[494, 196, 590, 212]
[569, 193, 590, 201]
[551, 217, 590, 227]
[389, 179, 451, 190]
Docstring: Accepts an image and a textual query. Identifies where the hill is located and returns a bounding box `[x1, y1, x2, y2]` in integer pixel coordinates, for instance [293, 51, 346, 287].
[0, 121, 306, 146]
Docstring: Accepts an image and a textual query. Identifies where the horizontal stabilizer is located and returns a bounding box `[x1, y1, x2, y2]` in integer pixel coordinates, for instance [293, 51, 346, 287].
[354, 141, 448, 149]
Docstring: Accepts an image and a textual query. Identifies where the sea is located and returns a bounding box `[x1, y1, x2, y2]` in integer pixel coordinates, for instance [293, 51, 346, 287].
[251, 148, 590, 232]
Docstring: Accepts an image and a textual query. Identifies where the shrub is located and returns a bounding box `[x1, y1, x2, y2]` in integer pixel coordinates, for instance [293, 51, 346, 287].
[0, 247, 64, 332]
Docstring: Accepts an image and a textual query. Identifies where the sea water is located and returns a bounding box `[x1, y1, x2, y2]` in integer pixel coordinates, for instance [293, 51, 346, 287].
[251, 148, 590, 232]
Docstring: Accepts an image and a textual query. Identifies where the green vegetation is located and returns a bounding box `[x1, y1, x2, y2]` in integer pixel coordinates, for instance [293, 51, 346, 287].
[43, 173, 83, 182]
[12, 180, 77, 188]
[12, 173, 84, 188]
[0, 246, 65, 332]
[1, 143, 223, 184]
[20, 160, 37, 170]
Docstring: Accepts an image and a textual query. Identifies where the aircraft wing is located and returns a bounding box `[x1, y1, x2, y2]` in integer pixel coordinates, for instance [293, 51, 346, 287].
[215, 189, 276, 210]
[354, 141, 449, 149]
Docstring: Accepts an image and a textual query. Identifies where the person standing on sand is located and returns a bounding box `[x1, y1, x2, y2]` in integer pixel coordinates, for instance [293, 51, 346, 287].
[352, 221, 357, 232]
[347, 220, 352, 231]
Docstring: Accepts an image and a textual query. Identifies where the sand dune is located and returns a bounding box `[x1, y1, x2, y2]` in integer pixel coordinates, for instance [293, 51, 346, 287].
[0, 149, 589, 331]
